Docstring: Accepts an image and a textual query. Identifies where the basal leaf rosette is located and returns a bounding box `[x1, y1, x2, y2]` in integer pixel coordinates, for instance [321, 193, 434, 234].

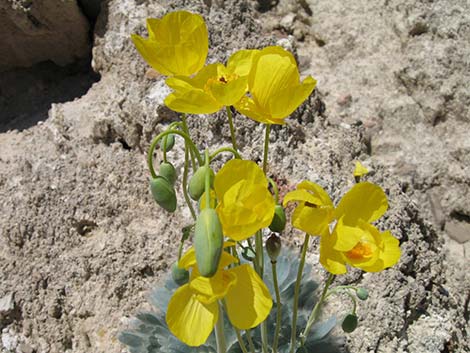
[164, 49, 259, 114]
[167, 246, 273, 346]
[131, 11, 208, 76]
[214, 159, 275, 241]
[234, 46, 317, 124]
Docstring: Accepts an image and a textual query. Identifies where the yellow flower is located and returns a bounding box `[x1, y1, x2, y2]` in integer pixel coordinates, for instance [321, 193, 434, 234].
[165, 49, 259, 114]
[131, 11, 208, 76]
[353, 161, 369, 178]
[214, 159, 275, 241]
[283, 180, 335, 236]
[234, 46, 317, 124]
[285, 181, 400, 274]
[321, 182, 400, 274]
[166, 247, 272, 346]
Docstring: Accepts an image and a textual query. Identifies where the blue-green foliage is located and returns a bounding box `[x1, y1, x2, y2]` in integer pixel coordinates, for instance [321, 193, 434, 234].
[119, 248, 344, 353]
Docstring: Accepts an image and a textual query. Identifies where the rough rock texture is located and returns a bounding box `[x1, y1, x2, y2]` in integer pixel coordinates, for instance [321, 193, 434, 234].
[0, 0, 469, 353]
[0, 0, 90, 71]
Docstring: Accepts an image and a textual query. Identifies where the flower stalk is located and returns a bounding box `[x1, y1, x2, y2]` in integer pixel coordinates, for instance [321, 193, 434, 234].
[290, 233, 310, 353]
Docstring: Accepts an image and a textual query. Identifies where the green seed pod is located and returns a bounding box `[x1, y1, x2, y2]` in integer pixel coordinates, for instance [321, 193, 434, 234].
[194, 208, 223, 278]
[341, 314, 358, 333]
[159, 162, 177, 186]
[149, 177, 177, 212]
[188, 166, 214, 201]
[266, 234, 282, 262]
[356, 287, 369, 301]
[269, 204, 286, 233]
[171, 263, 189, 286]
[160, 134, 175, 152]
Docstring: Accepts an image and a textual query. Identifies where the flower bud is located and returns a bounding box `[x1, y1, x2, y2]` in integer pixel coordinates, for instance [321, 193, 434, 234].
[159, 162, 177, 186]
[269, 205, 286, 233]
[171, 263, 189, 286]
[266, 234, 282, 262]
[160, 134, 175, 152]
[188, 166, 214, 201]
[194, 208, 223, 277]
[341, 314, 358, 333]
[149, 176, 177, 212]
[356, 287, 368, 301]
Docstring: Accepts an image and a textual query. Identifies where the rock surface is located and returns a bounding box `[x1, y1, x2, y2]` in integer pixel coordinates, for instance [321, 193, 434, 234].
[0, 0, 469, 353]
[0, 0, 90, 71]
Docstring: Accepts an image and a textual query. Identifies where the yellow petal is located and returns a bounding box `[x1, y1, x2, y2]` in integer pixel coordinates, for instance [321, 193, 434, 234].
[217, 182, 275, 241]
[166, 284, 218, 346]
[353, 161, 369, 177]
[227, 49, 260, 77]
[178, 248, 197, 270]
[211, 76, 248, 106]
[379, 230, 401, 269]
[331, 217, 366, 252]
[225, 265, 273, 329]
[190, 270, 237, 304]
[141, 11, 208, 76]
[291, 204, 333, 235]
[234, 96, 273, 124]
[214, 160, 267, 200]
[268, 76, 316, 119]
[250, 50, 299, 111]
[164, 90, 222, 114]
[334, 182, 388, 224]
[283, 189, 322, 207]
[297, 180, 334, 207]
[319, 232, 347, 275]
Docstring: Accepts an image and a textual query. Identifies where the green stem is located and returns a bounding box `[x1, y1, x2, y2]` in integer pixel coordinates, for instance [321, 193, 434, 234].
[271, 260, 282, 353]
[226, 106, 239, 152]
[161, 121, 181, 163]
[262, 124, 271, 173]
[147, 130, 202, 179]
[234, 328, 249, 353]
[215, 302, 226, 353]
[301, 273, 335, 342]
[210, 147, 242, 160]
[181, 113, 198, 172]
[254, 231, 264, 277]
[246, 330, 256, 353]
[254, 230, 268, 353]
[290, 233, 310, 353]
[268, 177, 280, 204]
[182, 141, 196, 220]
[204, 149, 211, 207]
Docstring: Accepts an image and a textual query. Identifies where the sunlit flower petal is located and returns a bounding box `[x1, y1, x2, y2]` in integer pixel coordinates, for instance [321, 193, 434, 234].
[190, 270, 237, 304]
[333, 182, 388, 225]
[214, 160, 275, 241]
[131, 11, 208, 76]
[234, 46, 316, 124]
[353, 161, 369, 178]
[166, 284, 218, 346]
[225, 264, 273, 329]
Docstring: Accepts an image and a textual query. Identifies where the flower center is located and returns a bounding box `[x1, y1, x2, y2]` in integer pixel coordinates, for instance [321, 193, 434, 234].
[346, 241, 373, 261]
